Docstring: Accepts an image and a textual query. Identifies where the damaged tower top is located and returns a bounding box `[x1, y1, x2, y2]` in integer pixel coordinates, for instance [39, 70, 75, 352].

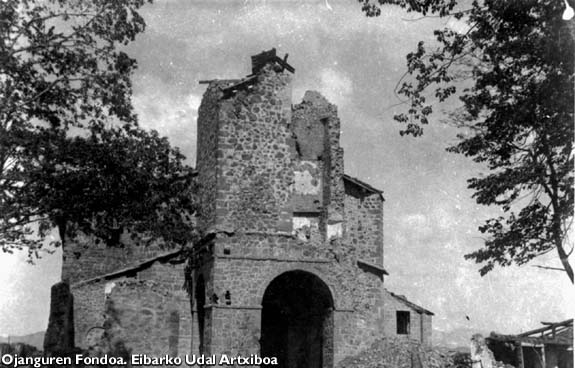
[216, 48, 296, 99]
[199, 48, 295, 99]
[250, 48, 295, 75]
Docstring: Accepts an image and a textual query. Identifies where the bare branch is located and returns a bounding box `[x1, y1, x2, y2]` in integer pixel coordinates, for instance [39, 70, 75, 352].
[532, 265, 568, 272]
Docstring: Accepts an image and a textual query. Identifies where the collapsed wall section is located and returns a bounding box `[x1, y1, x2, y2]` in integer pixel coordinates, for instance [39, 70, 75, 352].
[291, 91, 345, 240]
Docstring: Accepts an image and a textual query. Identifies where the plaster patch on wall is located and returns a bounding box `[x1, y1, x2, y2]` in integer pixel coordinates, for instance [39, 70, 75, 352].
[327, 222, 343, 240]
[293, 215, 319, 230]
[294, 161, 321, 195]
[104, 282, 116, 295]
[293, 214, 319, 241]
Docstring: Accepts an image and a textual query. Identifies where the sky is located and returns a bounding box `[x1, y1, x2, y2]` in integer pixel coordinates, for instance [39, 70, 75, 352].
[1, 0, 573, 346]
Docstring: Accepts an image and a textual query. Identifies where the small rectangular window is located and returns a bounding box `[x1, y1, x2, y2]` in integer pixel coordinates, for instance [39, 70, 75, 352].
[397, 311, 410, 335]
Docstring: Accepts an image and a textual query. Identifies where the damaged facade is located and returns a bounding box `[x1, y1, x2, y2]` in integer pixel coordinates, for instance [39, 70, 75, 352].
[487, 319, 573, 368]
[46, 49, 432, 367]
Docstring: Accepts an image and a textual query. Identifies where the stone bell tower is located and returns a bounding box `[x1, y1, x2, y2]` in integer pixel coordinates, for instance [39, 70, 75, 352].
[191, 49, 388, 367]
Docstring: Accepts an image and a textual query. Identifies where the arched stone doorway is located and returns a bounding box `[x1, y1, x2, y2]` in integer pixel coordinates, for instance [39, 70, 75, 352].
[261, 270, 334, 368]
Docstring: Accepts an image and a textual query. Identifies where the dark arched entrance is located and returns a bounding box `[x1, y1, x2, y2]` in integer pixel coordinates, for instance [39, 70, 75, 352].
[261, 270, 334, 368]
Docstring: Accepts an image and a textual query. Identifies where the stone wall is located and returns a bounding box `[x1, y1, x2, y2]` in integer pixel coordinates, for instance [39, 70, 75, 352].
[196, 85, 221, 233]
[68, 261, 191, 355]
[198, 64, 294, 234]
[421, 314, 433, 346]
[70, 282, 106, 349]
[344, 185, 384, 266]
[62, 232, 176, 284]
[197, 248, 386, 363]
[334, 270, 386, 362]
[102, 277, 190, 357]
[60, 231, 191, 356]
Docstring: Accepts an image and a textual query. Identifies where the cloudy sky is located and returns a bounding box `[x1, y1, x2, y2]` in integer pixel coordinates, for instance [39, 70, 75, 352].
[1, 0, 572, 345]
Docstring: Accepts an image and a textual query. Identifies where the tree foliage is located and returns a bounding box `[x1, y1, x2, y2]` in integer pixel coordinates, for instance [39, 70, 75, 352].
[0, 0, 196, 258]
[359, 0, 574, 282]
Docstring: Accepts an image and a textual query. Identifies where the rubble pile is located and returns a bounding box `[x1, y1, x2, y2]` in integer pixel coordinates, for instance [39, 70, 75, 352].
[337, 338, 463, 368]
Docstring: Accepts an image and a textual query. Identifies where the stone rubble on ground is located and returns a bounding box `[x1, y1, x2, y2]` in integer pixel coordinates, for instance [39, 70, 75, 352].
[336, 336, 513, 368]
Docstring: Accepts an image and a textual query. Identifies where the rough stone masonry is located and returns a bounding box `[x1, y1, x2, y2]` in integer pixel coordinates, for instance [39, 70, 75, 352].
[45, 49, 433, 368]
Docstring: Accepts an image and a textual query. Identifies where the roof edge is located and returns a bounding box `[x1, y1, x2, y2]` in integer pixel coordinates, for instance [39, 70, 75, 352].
[343, 174, 384, 200]
[71, 249, 184, 289]
[385, 289, 434, 316]
[357, 259, 389, 277]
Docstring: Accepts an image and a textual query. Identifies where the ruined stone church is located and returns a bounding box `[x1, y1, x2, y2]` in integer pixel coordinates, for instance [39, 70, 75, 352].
[47, 49, 433, 367]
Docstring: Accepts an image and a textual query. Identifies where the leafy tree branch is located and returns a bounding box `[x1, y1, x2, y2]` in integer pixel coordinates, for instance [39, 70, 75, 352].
[1, 0, 197, 259]
[361, 0, 574, 283]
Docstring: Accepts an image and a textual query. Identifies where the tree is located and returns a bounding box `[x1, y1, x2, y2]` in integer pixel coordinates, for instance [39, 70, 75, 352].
[359, 0, 574, 283]
[0, 0, 196, 258]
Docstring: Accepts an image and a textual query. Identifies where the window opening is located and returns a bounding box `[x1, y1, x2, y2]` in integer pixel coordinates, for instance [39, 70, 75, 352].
[397, 311, 410, 335]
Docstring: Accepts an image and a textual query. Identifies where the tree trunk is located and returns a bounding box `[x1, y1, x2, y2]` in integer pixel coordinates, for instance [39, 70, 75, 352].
[555, 234, 574, 284]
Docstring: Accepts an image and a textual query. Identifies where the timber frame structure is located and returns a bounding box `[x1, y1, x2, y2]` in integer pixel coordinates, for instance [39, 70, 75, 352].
[487, 319, 573, 368]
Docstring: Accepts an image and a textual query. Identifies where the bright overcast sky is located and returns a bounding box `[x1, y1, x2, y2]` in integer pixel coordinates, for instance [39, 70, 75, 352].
[1, 0, 572, 345]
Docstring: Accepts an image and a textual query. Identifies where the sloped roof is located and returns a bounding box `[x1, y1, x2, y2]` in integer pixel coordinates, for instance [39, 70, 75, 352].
[357, 259, 389, 277]
[385, 289, 434, 316]
[343, 174, 384, 200]
[71, 249, 184, 288]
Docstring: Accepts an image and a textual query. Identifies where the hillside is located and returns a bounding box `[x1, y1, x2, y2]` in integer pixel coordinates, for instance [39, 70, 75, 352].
[0, 331, 45, 351]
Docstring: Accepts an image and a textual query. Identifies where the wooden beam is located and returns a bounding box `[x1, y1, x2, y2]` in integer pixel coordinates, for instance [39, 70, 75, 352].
[519, 319, 573, 337]
[517, 343, 525, 368]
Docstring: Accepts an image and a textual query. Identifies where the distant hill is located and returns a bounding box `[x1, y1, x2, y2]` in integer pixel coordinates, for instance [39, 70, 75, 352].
[0, 328, 487, 354]
[0, 331, 45, 351]
[434, 327, 489, 351]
